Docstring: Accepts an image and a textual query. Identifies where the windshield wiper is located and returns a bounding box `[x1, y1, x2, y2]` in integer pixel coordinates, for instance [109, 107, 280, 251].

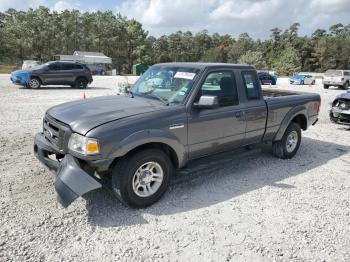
[148, 93, 169, 106]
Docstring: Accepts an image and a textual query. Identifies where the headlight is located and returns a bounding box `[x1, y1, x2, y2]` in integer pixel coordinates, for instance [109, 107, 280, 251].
[68, 133, 100, 155]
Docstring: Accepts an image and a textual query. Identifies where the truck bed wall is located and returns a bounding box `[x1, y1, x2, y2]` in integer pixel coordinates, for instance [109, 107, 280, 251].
[263, 92, 320, 141]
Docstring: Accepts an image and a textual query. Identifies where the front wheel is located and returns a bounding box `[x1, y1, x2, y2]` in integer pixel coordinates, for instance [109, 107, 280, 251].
[342, 82, 349, 90]
[111, 149, 173, 208]
[323, 84, 329, 89]
[28, 78, 41, 88]
[272, 122, 301, 159]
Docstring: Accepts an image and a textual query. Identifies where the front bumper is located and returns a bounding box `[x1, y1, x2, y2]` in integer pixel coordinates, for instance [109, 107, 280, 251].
[34, 133, 102, 207]
[330, 108, 350, 126]
[11, 76, 28, 86]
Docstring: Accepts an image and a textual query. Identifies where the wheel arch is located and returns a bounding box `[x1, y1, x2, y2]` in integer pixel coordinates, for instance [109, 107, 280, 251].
[31, 75, 42, 83]
[74, 75, 88, 83]
[110, 142, 180, 170]
[107, 129, 186, 170]
[274, 107, 307, 141]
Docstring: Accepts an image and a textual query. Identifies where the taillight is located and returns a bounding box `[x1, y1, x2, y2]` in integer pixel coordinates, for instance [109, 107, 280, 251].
[317, 100, 321, 113]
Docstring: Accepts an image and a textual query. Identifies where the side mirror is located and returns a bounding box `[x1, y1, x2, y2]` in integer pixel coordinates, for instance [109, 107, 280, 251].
[193, 95, 219, 109]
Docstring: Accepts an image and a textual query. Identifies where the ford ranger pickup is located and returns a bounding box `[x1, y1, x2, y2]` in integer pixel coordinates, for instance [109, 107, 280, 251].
[34, 63, 321, 208]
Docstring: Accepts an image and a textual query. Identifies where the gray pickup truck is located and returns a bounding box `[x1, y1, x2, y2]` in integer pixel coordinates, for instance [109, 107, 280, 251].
[34, 63, 320, 208]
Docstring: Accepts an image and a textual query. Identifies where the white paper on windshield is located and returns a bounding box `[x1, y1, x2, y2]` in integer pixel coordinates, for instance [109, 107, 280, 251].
[174, 72, 196, 80]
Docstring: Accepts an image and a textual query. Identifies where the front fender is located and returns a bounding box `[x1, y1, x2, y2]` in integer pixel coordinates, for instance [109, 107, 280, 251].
[107, 129, 187, 168]
[273, 106, 307, 141]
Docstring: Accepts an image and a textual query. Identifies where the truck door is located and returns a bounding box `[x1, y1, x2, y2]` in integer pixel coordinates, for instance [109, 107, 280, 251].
[240, 70, 267, 144]
[187, 70, 246, 159]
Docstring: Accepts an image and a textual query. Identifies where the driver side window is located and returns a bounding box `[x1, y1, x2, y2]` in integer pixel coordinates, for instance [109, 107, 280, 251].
[196, 71, 239, 107]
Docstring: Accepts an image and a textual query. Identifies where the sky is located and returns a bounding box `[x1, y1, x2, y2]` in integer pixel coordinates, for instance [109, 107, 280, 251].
[1, 0, 350, 39]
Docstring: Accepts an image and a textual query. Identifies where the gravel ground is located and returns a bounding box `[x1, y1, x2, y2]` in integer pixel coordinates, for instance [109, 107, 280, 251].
[0, 74, 349, 262]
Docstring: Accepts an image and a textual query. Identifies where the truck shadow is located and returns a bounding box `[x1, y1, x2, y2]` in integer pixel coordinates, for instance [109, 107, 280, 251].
[85, 137, 350, 227]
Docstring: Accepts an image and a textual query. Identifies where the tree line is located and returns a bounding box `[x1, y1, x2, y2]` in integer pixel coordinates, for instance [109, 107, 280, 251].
[1, 6, 350, 75]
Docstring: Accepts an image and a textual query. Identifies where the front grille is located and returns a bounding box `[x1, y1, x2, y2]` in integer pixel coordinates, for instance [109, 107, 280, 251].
[43, 115, 70, 151]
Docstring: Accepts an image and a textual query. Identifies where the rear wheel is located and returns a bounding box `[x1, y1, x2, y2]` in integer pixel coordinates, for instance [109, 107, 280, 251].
[272, 122, 301, 159]
[74, 78, 88, 89]
[28, 77, 41, 88]
[111, 149, 173, 208]
[323, 84, 329, 89]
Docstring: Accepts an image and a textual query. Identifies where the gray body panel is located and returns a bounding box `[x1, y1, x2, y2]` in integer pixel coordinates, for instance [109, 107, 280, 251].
[33, 63, 320, 207]
[44, 63, 320, 168]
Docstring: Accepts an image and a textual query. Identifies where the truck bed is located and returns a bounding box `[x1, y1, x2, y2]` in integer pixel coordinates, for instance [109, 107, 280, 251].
[262, 88, 302, 97]
[262, 88, 320, 141]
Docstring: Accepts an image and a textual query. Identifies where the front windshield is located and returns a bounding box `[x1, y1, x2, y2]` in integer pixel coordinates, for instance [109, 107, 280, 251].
[131, 66, 200, 104]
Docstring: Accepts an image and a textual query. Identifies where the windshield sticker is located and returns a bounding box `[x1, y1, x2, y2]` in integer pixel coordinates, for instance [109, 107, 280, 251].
[180, 86, 188, 92]
[174, 72, 196, 80]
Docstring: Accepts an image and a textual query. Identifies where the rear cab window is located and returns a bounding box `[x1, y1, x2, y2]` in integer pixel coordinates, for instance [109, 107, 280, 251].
[325, 70, 342, 77]
[242, 71, 261, 100]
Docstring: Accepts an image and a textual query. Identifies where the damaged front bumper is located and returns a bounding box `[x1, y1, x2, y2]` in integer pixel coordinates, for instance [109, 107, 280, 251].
[330, 107, 350, 126]
[34, 133, 102, 207]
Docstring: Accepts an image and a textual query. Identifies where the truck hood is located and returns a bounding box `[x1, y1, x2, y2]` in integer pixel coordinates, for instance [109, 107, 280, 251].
[47, 95, 165, 135]
[336, 91, 350, 100]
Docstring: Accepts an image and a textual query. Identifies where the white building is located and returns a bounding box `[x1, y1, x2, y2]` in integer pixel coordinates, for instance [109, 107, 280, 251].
[54, 51, 112, 74]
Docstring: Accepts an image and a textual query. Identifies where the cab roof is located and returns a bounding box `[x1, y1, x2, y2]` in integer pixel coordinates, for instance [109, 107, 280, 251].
[153, 62, 255, 70]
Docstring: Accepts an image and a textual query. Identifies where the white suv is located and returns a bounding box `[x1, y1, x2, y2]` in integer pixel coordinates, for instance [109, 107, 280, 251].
[323, 70, 350, 90]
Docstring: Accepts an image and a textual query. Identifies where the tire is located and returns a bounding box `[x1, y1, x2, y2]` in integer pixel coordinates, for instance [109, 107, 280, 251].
[28, 77, 41, 88]
[323, 84, 329, 89]
[272, 122, 301, 159]
[74, 77, 88, 89]
[342, 82, 349, 90]
[111, 149, 173, 208]
[311, 80, 315, 85]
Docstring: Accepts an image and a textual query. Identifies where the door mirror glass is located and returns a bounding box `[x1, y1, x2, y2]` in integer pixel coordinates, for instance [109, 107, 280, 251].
[193, 95, 219, 109]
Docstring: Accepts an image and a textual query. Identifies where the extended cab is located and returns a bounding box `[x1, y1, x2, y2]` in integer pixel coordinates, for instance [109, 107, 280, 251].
[34, 63, 321, 208]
